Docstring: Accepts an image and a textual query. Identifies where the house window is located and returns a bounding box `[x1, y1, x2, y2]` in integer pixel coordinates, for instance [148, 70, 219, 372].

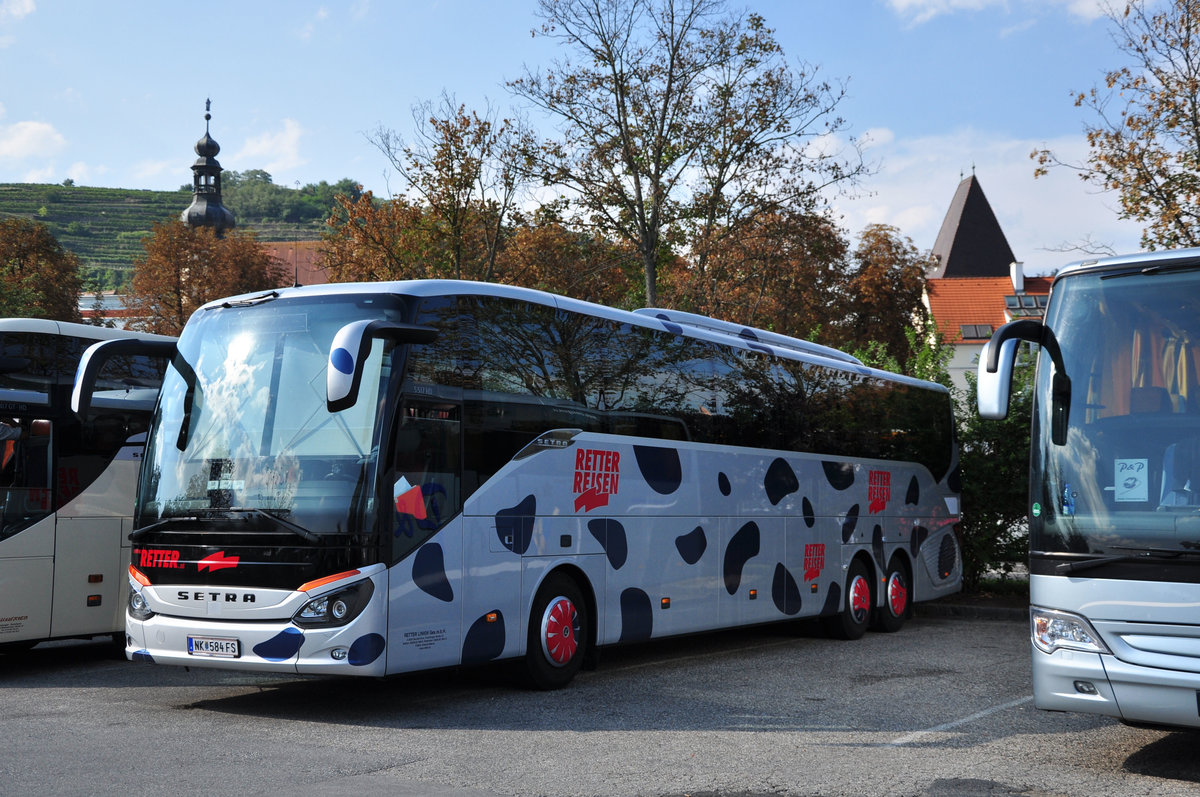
[1005, 294, 1048, 318]
[960, 324, 993, 340]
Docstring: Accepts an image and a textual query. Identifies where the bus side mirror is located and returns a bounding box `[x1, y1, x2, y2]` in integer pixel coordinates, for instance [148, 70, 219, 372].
[977, 336, 1021, 420]
[976, 318, 1070, 445]
[72, 339, 178, 419]
[327, 320, 438, 413]
[977, 319, 1045, 420]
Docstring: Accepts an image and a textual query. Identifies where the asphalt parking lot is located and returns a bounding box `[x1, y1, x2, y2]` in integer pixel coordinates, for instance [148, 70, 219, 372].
[2, 608, 1197, 797]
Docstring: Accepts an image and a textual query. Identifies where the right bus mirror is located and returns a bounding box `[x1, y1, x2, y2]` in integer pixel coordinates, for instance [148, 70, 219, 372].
[977, 319, 1044, 420]
[977, 337, 1021, 420]
[327, 320, 438, 413]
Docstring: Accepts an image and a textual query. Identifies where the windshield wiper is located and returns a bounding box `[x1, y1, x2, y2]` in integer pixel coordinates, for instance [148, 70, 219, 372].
[1112, 545, 1200, 558]
[1055, 546, 1200, 574]
[129, 516, 200, 540]
[215, 291, 279, 309]
[129, 508, 320, 543]
[226, 507, 321, 543]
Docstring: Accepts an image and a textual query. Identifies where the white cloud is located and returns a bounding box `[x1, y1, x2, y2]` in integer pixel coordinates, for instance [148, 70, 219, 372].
[887, 0, 1108, 25]
[65, 160, 107, 185]
[133, 159, 178, 183]
[828, 127, 1144, 275]
[860, 127, 896, 149]
[0, 0, 31, 43]
[0, 0, 35, 21]
[296, 7, 330, 41]
[0, 120, 66, 160]
[1064, 0, 1109, 22]
[231, 119, 307, 176]
[21, 163, 56, 183]
[886, 0, 1001, 25]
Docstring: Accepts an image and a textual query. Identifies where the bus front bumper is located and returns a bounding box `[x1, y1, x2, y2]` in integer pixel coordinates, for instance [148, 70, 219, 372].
[125, 612, 387, 677]
[1033, 646, 1200, 729]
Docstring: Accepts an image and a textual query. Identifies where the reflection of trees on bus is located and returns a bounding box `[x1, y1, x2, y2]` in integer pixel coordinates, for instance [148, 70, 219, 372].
[406, 293, 954, 487]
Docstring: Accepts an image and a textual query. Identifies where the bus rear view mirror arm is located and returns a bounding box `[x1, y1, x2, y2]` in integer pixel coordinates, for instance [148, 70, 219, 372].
[977, 320, 1043, 421]
[977, 318, 1071, 444]
[327, 320, 438, 413]
[72, 338, 178, 419]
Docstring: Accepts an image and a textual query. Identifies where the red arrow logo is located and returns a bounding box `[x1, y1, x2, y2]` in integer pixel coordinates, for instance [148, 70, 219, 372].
[198, 551, 240, 572]
[573, 486, 610, 513]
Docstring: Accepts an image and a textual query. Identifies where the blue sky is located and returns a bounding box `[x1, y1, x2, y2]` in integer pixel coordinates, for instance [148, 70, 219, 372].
[0, 0, 1146, 274]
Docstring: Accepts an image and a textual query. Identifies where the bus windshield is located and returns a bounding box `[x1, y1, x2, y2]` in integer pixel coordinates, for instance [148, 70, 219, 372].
[137, 293, 410, 537]
[1032, 266, 1200, 558]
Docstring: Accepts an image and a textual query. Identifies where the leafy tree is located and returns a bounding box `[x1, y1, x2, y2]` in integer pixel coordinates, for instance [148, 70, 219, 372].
[660, 209, 848, 340]
[1033, 0, 1200, 249]
[496, 220, 632, 305]
[851, 322, 955, 386]
[321, 192, 443, 283]
[836, 224, 933, 363]
[0, 218, 83, 321]
[956, 347, 1036, 591]
[510, 0, 863, 306]
[323, 190, 638, 304]
[217, 170, 364, 225]
[368, 95, 534, 281]
[125, 221, 287, 335]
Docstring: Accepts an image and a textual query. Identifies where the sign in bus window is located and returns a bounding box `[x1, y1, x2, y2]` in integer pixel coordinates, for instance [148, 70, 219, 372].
[1114, 457, 1149, 503]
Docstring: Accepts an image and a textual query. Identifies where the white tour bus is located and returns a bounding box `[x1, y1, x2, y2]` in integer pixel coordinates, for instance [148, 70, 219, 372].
[979, 248, 1200, 729]
[75, 281, 962, 687]
[0, 318, 172, 651]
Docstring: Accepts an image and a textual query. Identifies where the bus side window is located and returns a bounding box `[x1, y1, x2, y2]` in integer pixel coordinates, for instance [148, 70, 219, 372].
[390, 402, 462, 564]
[0, 418, 54, 542]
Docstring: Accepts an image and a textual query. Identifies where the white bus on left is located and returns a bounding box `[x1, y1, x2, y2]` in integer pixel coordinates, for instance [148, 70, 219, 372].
[0, 319, 172, 651]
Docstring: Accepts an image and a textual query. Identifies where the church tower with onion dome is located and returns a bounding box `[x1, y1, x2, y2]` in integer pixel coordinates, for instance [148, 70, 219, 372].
[180, 99, 236, 237]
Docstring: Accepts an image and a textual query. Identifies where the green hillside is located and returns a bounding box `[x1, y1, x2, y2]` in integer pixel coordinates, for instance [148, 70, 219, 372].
[0, 183, 327, 289]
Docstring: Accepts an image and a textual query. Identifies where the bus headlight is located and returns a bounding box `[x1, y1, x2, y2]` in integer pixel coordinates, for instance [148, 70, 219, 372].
[128, 589, 154, 621]
[1031, 606, 1111, 655]
[293, 580, 374, 628]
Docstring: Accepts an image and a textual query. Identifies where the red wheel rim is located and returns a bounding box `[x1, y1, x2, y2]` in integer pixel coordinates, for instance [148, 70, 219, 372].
[849, 574, 871, 624]
[541, 596, 579, 667]
[887, 572, 908, 617]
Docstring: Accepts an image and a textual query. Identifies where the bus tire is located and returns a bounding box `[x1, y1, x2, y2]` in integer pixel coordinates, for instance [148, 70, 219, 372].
[872, 557, 911, 633]
[525, 573, 588, 690]
[823, 558, 872, 640]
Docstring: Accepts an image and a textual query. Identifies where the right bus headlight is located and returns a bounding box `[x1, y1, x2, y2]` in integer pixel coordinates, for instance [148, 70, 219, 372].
[1031, 606, 1111, 655]
[293, 580, 374, 628]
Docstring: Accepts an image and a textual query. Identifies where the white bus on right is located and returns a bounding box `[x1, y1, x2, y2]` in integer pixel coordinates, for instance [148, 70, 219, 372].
[979, 247, 1200, 730]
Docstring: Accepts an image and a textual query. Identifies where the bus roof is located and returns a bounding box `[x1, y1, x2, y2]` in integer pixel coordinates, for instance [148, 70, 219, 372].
[199, 280, 945, 393]
[1055, 246, 1200, 282]
[0, 318, 175, 342]
[631, 307, 864, 366]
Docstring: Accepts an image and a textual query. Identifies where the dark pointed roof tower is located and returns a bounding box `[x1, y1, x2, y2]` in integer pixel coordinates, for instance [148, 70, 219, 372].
[181, 99, 236, 237]
[928, 174, 1015, 278]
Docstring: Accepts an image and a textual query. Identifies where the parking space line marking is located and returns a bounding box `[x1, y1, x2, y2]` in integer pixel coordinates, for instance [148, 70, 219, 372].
[888, 695, 1033, 746]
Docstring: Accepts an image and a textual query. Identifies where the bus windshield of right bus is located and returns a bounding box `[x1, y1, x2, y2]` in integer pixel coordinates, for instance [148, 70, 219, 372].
[1030, 266, 1200, 559]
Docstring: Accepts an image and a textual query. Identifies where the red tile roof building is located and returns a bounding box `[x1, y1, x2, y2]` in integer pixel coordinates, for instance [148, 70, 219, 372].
[261, 240, 329, 287]
[923, 175, 1051, 392]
